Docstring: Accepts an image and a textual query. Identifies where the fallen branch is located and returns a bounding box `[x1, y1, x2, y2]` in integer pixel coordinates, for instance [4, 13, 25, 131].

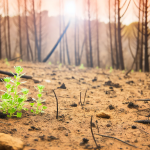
[96, 134, 138, 148]
[134, 120, 150, 124]
[0, 70, 32, 79]
[135, 99, 150, 101]
[53, 90, 58, 119]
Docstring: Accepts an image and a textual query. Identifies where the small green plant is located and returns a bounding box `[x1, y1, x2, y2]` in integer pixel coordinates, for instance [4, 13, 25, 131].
[59, 63, 62, 70]
[122, 70, 125, 73]
[79, 64, 84, 69]
[96, 66, 99, 69]
[48, 62, 52, 65]
[109, 66, 113, 73]
[20, 59, 22, 62]
[5, 58, 10, 66]
[139, 69, 141, 72]
[131, 69, 134, 73]
[0, 66, 28, 117]
[30, 85, 47, 114]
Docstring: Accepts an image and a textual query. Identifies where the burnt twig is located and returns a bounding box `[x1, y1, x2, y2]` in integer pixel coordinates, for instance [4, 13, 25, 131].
[53, 90, 58, 119]
[79, 92, 82, 105]
[84, 89, 87, 104]
[90, 116, 100, 149]
[96, 134, 138, 148]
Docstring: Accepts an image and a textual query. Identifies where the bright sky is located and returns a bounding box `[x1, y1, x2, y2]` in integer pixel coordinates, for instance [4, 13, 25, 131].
[7, 0, 136, 25]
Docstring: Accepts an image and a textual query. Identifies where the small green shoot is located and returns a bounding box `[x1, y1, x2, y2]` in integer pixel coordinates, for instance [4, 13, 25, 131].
[20, 59, 22, 62]
[5, 58, 10, 66]
[59, 63, 62, 70]
[30, 85, 47, 114]
[131, 69, 134, 73]
[79, 64, 84, 69]
[48, 62, 52, 65]
[122, 70, 125, 73]
[139, 69, 141, 72]
[96, 66, 99, 69]
[109, 66, 113, 73]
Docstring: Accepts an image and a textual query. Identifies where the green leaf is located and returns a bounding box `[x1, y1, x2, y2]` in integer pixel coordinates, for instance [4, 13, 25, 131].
[38, 103, 42, 107]
[22, 88, 29, 94]
[15, 66, 23, 74]
[30, 103, 34, 107]
[37, 85, 44, 90]
[18, 98, 24, 103]
[37, 93, 42, 98]
[16, 82, 21, 86]
[17, 112, 22, 118]
[31, 109, 34, 113]
[4, 77, 11, 83]
[6, 84, 11, 89]
[43, 106, 47, 110]
[2, 93, 11, 99]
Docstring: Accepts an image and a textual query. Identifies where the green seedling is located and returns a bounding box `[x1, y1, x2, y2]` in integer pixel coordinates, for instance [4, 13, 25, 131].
[5, 58, 10, 66]
[131, 69, 134, 73]
[79, 64, 84, 69]
[20, 59, 22, 62]
[122, 70, 125, 73]
[0, 66, 28, 118]
[30, 85, 47, 114]
[48, 62, 52, 65]
[59, 63, 62, 70]
[139, 69, 141, 72]
[109, 66, 113, 73]
[96, 66, 99, 69]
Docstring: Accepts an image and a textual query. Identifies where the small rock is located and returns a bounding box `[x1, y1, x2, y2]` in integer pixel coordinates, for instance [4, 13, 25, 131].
[39, 135, 45, 141]
[109, 87, 113, 89]
[70, 103, 77, 107]
[0, 133, 24, 150]
[109, 104, 114, 110]
[92, 77, 97, 82]
[58, 83, 66, 89]
[128, 102, 139, 108]
[132, 125, 137, 129]
[80, 138, 89, 146]
[72, 76, 75, 79]
[47, 136, 58, 141]
[33, 79, 40, 83]
[106, 124, 111, 127]
[96, 111, 110, 119]
[34, 139, 38, 141]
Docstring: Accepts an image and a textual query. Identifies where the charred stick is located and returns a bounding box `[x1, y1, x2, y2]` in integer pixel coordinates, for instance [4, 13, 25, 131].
[90, 116, 100, 149]
[96, 134, 138, 148]
[84, 89, 87, 103]
[53, 90, 58, 119]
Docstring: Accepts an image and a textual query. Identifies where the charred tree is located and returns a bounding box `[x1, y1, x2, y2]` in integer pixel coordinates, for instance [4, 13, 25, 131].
[59, 0, 62, 63]
[6, 0, 11, 59]
[96, 0, 100, 68]
[117, 0, 131, 70]
[114, 0, 119, 69]
[108, 0, 114, 68]
[24, 0, 33, 61]
[17, 0, 23, 59]
[88, 0, 93, 67]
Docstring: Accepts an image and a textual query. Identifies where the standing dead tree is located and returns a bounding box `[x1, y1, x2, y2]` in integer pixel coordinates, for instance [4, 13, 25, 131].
[117, 0, 131, 70]
[24, 0, 33, 61]
[6, 0, 11, 60]
[96, 0, 100, 68]
[108, 0, 114, 68]
[17, 0, 23, 60]
[88, 0, 93, 67]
